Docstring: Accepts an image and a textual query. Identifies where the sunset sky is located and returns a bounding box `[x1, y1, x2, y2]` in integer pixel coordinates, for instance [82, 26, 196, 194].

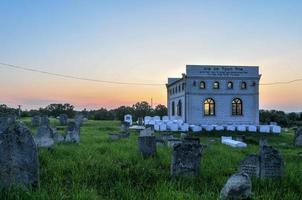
[0, 0, 302, 112]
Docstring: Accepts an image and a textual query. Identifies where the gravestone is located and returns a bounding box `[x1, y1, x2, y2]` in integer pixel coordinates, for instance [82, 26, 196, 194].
[259, 145, 284, 178]
[239, 154, 260, 177]
[0, 115, 17, 133]
[294, 128, 302, 147]
[138, 117, 144, 125]
[0, 118, 39, 188]
[145, 124, 154, 131]
[138, 136, 156, 158]
[34, 126, 56, 148]
[167, 138, 182, 148]
[65, 122, 80, 143]
[121, 121, 130, 133]
[31, 115, 41, 127]
[75, 114, 84, 127]
[171, 138, 203, 177]
[40, 115, 50, 127]
[139, 127, 154, 137]
[220, 172, 252, 200]
[59, 114, 68, 126]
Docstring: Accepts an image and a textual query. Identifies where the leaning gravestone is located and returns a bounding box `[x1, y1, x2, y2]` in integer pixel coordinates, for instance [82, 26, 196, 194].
[65, 122, 80, 143]
[138, 135, 156, 158]
[31, 115, 41, 127]
[171, 138, 203, 177]
[59, 114, 68, 126]
[220, 172, 252, 200]
[0, 115, 17, 133]
[0, 117, 39, 188]
[239, 154, 260, 177]
[259, 145, 284, 178]
[294, 128, 302, 147]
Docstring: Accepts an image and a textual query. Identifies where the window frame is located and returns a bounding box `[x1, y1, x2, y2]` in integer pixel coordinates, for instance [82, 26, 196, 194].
[227, 81, 233, 89]
[232, 98, 243, 116]
[241, 81, 247, 89]
[204, 98, 215, 116]
[213, 81, 220, 89]
[200, 81, 206, 89]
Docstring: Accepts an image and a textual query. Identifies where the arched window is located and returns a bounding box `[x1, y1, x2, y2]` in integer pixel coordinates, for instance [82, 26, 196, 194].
[204, 98, 215, 116]
[172, 101, 175, 115]
[241, 82, 247, 89]
[177, 100, 182, 116]
[213, 81, 220, 89]
[232, 98, 243, 116]
[200, 81, 206, 89]
[227, 81, 233, 89]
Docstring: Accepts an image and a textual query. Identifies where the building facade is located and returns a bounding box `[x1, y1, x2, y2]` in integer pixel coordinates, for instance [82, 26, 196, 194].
[166, 65, 261, 125]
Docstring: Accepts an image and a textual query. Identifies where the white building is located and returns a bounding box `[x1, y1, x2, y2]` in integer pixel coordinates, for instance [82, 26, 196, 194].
[166, 65, 261, 125]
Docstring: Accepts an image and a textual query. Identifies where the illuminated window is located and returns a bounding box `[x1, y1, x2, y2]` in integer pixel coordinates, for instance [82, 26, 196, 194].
[200, 81, 206, 89]
[213, 81, 220, 89]
[204, 98, 215, 116]
[232, 98, 243, 116]
[227, 81, 233, 89]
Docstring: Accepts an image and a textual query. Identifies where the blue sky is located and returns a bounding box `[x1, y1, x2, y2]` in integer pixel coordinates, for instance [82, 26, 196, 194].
[0, 0, 302, 111]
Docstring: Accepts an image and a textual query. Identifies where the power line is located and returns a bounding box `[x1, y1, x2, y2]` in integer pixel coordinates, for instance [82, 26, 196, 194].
[0, 62, 165, 86]
[0, 61, 301, 86]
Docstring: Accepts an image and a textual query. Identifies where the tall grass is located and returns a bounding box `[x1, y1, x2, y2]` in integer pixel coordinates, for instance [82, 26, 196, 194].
[1, 119, 302, 199]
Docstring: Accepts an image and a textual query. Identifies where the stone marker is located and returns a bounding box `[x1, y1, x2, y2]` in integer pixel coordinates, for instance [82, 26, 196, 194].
[171, 138, 203, 177]
[65, 122, 80, 143]
[34, 126, 55, 148]
[121, 121, 130, 133]
[59, 114, 68, 126]
[239, 143, 284, 178]
[75, 114, 84, 127]
[259, 145, 284, 178]
[167, 138, 182, 148]
[0, 117, 39, 188]
[220, 172, 252, 200]
[40, 115, 50, 127]
[139, 127, 154, 137]
[294, 128, 302, 147]
[0, 115, 17, 133]
[239, 154, 260, 177]
[31, 115, 41, 127]
[138, 136, 156, 158]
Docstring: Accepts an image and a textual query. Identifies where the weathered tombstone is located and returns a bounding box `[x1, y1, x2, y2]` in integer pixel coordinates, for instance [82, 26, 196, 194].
[139, 127, 154, 137]
[294, 128, 302, 147]
[220, 172, 252, 200]
[138, 136, 156, 158]
[0, 118, 39, 188]
[121, 121, 130, 133]
[40, 115, 50, 127]
[31, 115, 41, 127]
[259, 139, 268, 148]
[65, 122, 80, 143]
[0, 115, 17, 133]
[34, 126, 56, 148]
[59, 114, 68, 126]
[239, 154, 260, 177]
[171, 138, 203, 177]
[75, 114, 84, 127]
[259, 145, 284, 178]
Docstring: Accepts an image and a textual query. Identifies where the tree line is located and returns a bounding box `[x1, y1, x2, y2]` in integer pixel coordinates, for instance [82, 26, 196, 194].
[1, 103, 302, 127]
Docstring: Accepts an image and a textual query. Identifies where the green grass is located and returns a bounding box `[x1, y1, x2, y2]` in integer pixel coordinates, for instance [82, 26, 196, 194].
[1, 118, 302, 200]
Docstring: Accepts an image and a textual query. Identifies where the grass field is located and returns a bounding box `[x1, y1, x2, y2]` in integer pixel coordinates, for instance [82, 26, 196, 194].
[1, 118, 302, 200]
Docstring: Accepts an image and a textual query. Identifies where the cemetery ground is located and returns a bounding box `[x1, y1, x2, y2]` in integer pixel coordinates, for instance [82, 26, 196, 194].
[1, 118, 302, 200]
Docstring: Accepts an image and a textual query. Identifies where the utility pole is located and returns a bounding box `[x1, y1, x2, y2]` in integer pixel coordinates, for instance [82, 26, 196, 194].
[18, 105, 21, 118]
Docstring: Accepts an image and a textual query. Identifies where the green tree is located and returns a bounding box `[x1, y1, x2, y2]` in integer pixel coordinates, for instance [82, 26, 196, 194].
[132, 101, 153, 120]
[154, 104, 168, 116]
